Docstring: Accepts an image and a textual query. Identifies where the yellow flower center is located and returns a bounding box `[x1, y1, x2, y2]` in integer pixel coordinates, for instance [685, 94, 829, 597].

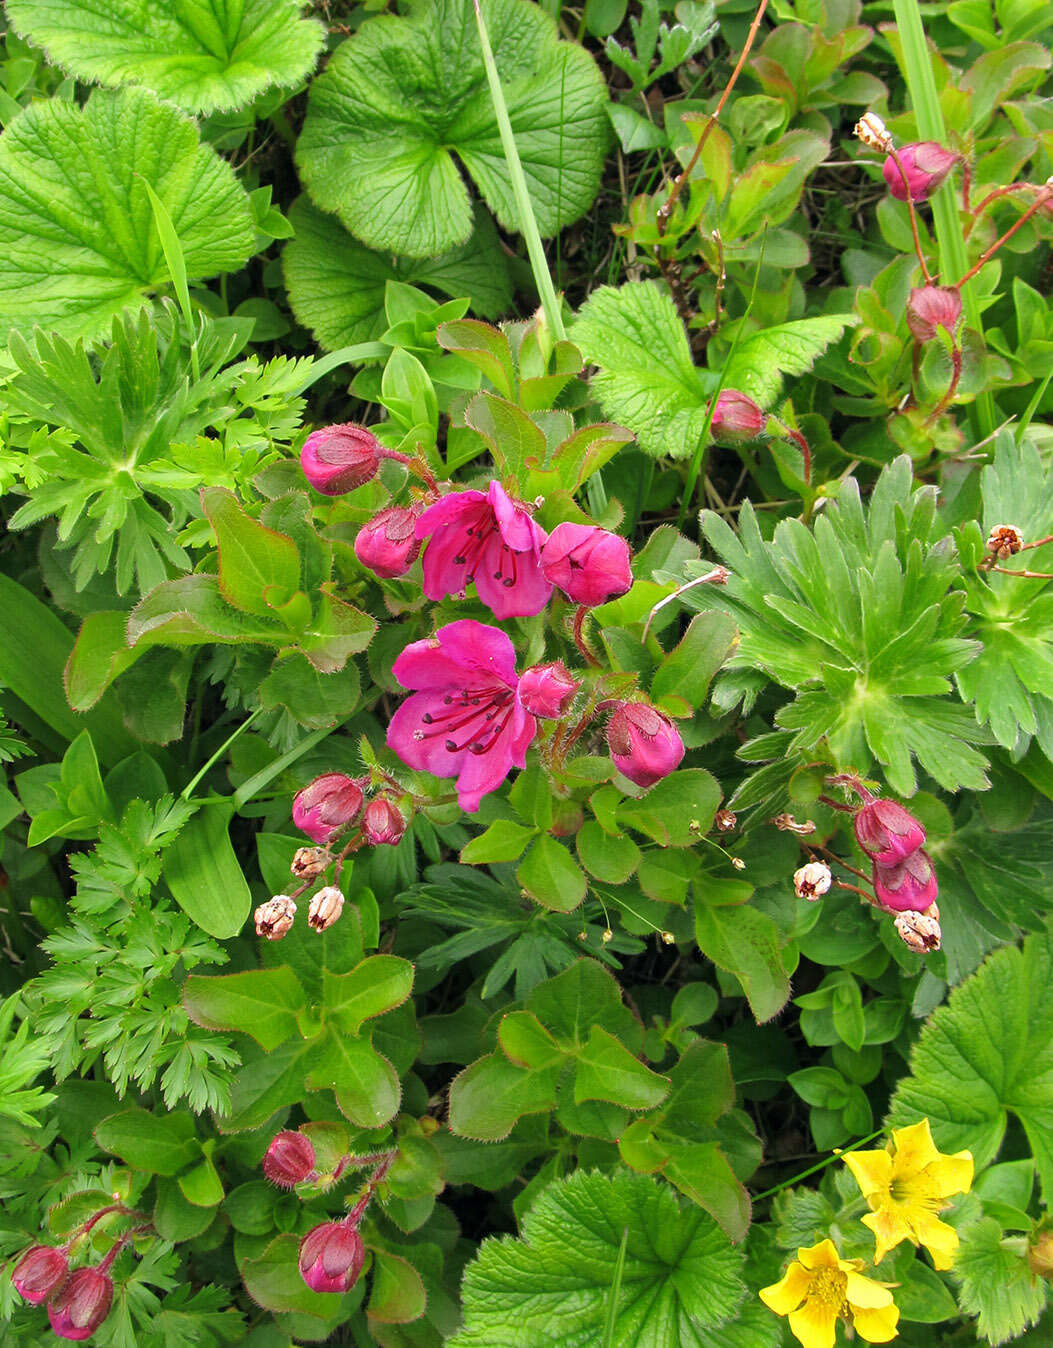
[809, 1267, 849, 1314]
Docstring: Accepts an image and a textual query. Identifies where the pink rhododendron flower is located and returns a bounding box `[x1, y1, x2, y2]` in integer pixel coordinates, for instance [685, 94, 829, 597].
[387, 620, 537, 811]
[414, 482, 552, 619]
[518, 662, 581, 719]
[606, 701, 685, 788]
[882, 143, 957, 202]
[854, 797, 926, 866]
[292, 774, 364, 844]
[301, 423, 382, 496]
[299, 1222, 366, 1294]
[47, 1267, 113, 1341]
[355, 505, 422, 578]
[540, 523, 633, 607]
[872, 850, 938, 913]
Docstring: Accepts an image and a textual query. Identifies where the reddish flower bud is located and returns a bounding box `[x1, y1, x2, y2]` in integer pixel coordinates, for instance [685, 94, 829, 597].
[540, 523, 633, 607]
[263, 1131, 317, 1188]
[307, 886, 345, 932]
[292, 774, 364, 845]
[854, 797, 926, 865]
[517, 662, 581, 719]
[12, 1244, 68, 1304]
[299, 1221, 366, 1294]
[363, 798, 407, 846]
[355, 505, 423, 579]
[606, 701, 685, 788]
[906, 286, 962, 343]
[710, 390, 766, 443]
[301, 423, 382, 496]
[47, 1266, 113, 1341]
[987, 524, 1023, 560]
[882, 142, 958, 202]
[872, 849, 938, 913]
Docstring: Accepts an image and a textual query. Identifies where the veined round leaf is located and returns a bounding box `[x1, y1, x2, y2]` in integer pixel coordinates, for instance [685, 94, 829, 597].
[0, 88, 256, 342]
[6, 0, 325, 115]
[295, 0, 609, 258]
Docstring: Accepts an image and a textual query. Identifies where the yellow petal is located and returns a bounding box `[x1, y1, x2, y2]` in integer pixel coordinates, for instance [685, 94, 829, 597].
[788, 1299, 840, 1348]
[862, 1207, 914, 1264]
[851, 1301, 901, 1343]
[797, 1239, 842, 1271]
[889, 1119, 941, 1175]
[845, 1271, 894, 1310]
[760, 1262, 811, 1315]
[912, 1212, 960, 1271]
[926, 1152, 973, 1199]
[845, 1148, 894, 1200]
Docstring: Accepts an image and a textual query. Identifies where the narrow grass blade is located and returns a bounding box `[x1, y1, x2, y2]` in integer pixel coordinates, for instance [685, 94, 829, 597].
[141, 177, 200, 380]
[601, 1225, 629, 1348]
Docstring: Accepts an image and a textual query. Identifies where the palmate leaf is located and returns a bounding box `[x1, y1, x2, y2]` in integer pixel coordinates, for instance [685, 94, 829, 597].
[450, 1169, 747, 1348]
[295, 0, 608, 258]
[0, 87, 255, 342]
[952, 1216, 1048, 1346]
[7, 0, 325, 115]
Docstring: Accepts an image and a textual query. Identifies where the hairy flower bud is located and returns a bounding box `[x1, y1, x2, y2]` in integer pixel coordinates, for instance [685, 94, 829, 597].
[264, 1131, 317, 1188]
[12, 1244, 68, 1305]
[363, 798, 407, 846]
[854, 112, 893, 152]
[301, 423, 382, 496]
[291, 846, 331, 881]
[854, 797, 926, 866]
[606, 701, 685, 788]
[894, 909, 942, 953]
[906, 286, 963, 343]
[540, 523, 633, 607]
[883, 142, 958, 202]
[517, 662, 581, 719]
[710, 389, 766, 443]
[987, 524, 1024, 560]
[873, 850, 938, 913]
[255, 895, 297, 941]
[355, 505, 422, 578]
[794, 861, 832, 901]
[308, 886, 344, 932]
[299, 1221, 366, 1294]
[47, 1266, 113, 1341]
[293, 773, 364, 845]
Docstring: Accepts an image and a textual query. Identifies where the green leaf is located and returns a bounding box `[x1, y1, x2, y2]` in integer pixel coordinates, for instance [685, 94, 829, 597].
[889, 930, 1053, 1202]
[323, 956, 415, 1035]
[953, 1216, 1047, 1345]
[128, 575, 288, 650]
[258, 655, 361, 731]
[448, 1053, 560, 1141]
[305, 1029, 401, 1129]
[619, 769, 722, 846]
[178, 1156, 224, 1207]
[651, 613, 739, 710]
[240, 1234, 362, 1320]
[163, 802, 252, 939]
[95, 1107, 198, 1176]
[6, 0, 325, 114]
[202, 487, 301, 619]
[498, 1011, 566, 1071]
[574, 1026, 670, 1111]
[366, 1250, 428, 1325]
[660, 1140, 751, 1246]
[450, 1170, 747, 1347]
[528, 958, 642, 1050]
[721, 315, 860, 406]
[517, 834, 587, 912]
[461, 819, 540, 864]
[153, 1176, 216, 1242]
[0, 87, 255, 342]
[694, 897, 790, 1023]
[577, 819, 640, 883]
[295, 0, 608, 257]
[183, 967, 307, 1051]
[300, 591, 377, 674]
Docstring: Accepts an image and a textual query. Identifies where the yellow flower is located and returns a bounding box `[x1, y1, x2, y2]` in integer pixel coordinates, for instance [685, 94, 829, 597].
[760, 1239, 900, 1348]
[844, 1119, 973, 1270]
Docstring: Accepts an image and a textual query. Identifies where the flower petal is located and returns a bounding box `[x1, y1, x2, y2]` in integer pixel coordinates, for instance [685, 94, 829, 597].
[851, 1302, 901, 1343]
[473, 535, 553, 619]
[845, 1272, 894, 1310]
[797, 1240, 843, 1272]
[927, 1152, 974, 1199]
[414, 490, 487, 538]
[488, 480, 547, 553]
[845, 1148, 894, 1200]
[788, 1299, 839, 1348]
[386, 692, 464, 776]
[862, 1208, 913, 1264]
[911, 1212, 960, 1271]
[889, 1119, 942, 1175]
[759, 1263, 811, 1315]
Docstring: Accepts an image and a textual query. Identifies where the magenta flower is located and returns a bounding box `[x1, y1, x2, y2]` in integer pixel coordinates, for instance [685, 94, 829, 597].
[292, 774, 364, 845]
[363, 797, 407, 846]
[854, 797, 927, 866]
[299, 1221, 366, 1294]
[882, 142, 958, 202]
[540, 523, 633, 607]
[518, 662, 581, 719]
[872, 850, 938, 913]
[47, 1267, 113, 1341]
[414, 481, 552, 619]
[263, 1131, 316, 1189]
[12, 1244, 68, 1305]
[301, 423, 383, 496]
[606, 701, 684, 788]
[710, 390, 766, 443]
[387, 620, 537, 812]
[906, 286, 962, 343]
[355, 505, 422, 578]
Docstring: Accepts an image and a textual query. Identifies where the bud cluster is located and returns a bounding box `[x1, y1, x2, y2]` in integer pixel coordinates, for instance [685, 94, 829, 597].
[853, 792, 941, 949]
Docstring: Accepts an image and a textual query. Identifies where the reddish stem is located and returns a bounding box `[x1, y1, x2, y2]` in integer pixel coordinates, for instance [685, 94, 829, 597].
[786, 428, 812, 485]
[958, 188, 1053, 285]
[926, 345, 962, 424]
[572, 605, 600, 668]
[991, 565, 1053, 579]
[346, 1152, 398, 1227]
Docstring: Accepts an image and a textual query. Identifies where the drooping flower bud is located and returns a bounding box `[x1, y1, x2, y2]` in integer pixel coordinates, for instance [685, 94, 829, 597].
[307, 886, 345, 932]
[293, 774, 364, 845]
[363, 798, 407, 846]
[987, 524, 1023, 560]
[517, 662, 581, 719]
[355, 505, 423, 579]
[794, 861, 832, 901]
[298, 1221, 366, 1294]
[714, 808, 737, 833]
[710, 390, 766, 443]
[906, 286, 963, 343]
[854, 112, 893, 153]
[882, 142, 958, 202]
[872, 850, 938, 913]
[12, 1244, 68, 1305]
[291, 846, 331, 881]
[606, 701, 685, 788]
[47, 1266, 113, 1341]
[854, 797, 926, 866]
[894, 909, 942, 953]
[301, 423, 383, 496]
[254, 895, 297, 941]
[540, 524, 633, 607]
[264, 1131, 317, 1188]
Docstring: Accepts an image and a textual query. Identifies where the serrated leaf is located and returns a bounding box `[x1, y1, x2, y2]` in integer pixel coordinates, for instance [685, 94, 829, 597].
[0, 87, 255, 342]
[720, 315, 858, 404]
[953, 1216, 1047, 1344]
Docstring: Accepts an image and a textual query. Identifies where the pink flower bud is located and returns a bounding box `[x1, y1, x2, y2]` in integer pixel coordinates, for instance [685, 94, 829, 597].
[906, 286, 962, 343]
[363, 798, 407, 846]
[307, 886, 345, 932]
[540, 523, 633, 607]
[47, 1266, 113, 1341]
[263, 1131, 317, 1188]
[355, 505, 422, 578]
[882, 142, 958, 202]
[606, 701, 685, 788]
[710, 390, 766, 443]
[12, 1244, 68, 1304]
[292, 773, 364, 845]
[299, 1221, 366, 1294]
[254, 895, 297, 941]
[854, 798, 926, 865]
[517, 662, 581, 719]
[301, 423, 382, 496]
[872, 849, 938, 913]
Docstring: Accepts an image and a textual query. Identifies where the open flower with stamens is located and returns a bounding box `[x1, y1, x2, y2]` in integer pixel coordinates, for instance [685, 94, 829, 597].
[387, 620, 537, 812]
[414, 481, 552, 619]
[844, 1119, 973, 1270]
[760, 1239, 900, 1348]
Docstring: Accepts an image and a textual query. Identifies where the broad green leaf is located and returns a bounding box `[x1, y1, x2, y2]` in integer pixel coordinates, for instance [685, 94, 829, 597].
[660, 1140, 751, 1245]
[65, 611, 147, 713]
[305, 1029, 401, 1129]
[651, 613, 739, 711]
[450, 1170, 747, 1347]
[527, 958, 642, 1051]
[201, 487, 301, 620]
[953, 1216, 1047, 1344]
[461, 819, 539, 864]
[182, 967, 307, 1051]
[128, 575, 288, 650]
[258, 655, 361, 731]
[323, 956, 415, 1035]
[448, 1053, 560, 1141]
[517, 834, 587, 912]
[240, 1234, 363, 1320]
[299, 591, 377, 674]
[574, 1026, 670, 1111]
[0, 88, 255, 342]
[619, 769, 722, 846]
[6, 0, 325, 114]
[498, 1011, 566, 1071]
[178, 1156, 224, 1208]
[295, 0, 608, 257]
[153, 1177, 216, 1242]
[95, 1107, 198, 1176]
[163, 802, 252, 939]
[283, 198, 512, 349]
[366, 1250, 428, 1325]
[220, 1038, 315, 1133]
[694, 896, 790, 1024]
[720, 315, 859, 406]
[576, 819, 640, 883]
[465, 391, 546, 483]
